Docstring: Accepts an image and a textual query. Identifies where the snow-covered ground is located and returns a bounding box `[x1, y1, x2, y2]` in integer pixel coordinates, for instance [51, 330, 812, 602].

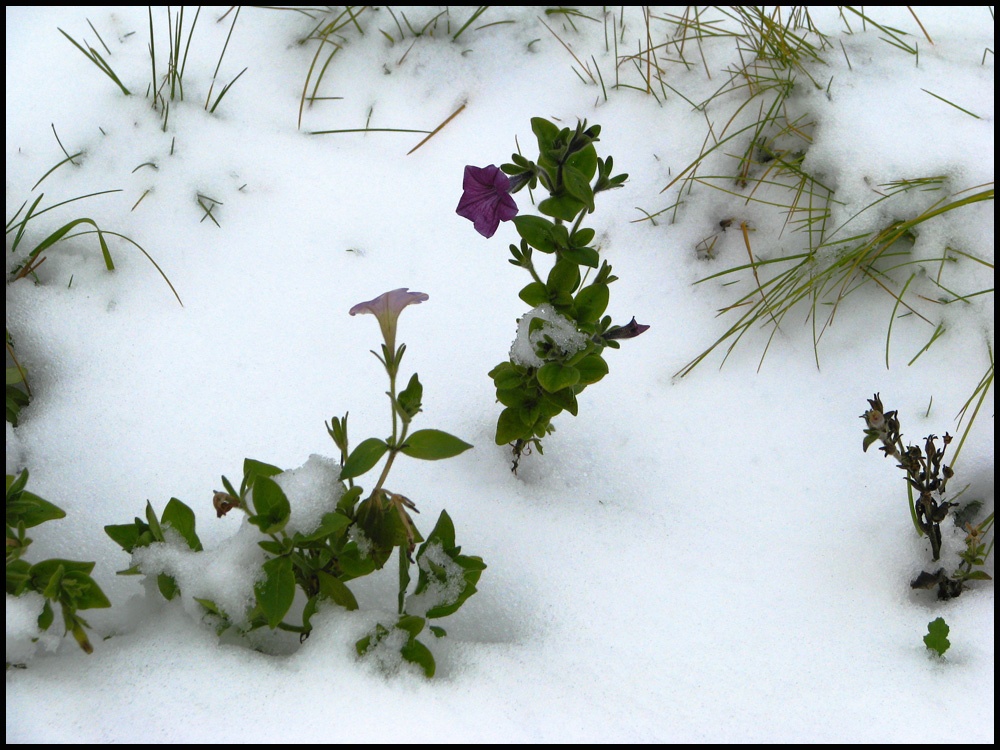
[6, 6, 994, 742]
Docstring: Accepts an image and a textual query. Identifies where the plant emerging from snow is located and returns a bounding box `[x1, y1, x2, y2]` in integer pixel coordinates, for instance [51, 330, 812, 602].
[862, 393, 993, 601]
[459, 118, 647, 471]
[106, 289, 484, 677]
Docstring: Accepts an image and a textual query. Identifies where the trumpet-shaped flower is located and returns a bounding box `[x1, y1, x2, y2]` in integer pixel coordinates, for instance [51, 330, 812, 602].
[456, 164, 518, 238]
[350, 288, 429, 354]
[603, 317, 650, 340]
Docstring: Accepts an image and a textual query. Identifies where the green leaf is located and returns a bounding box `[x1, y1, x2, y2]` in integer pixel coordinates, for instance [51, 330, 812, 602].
[37, 599, 54, 631]
[6, 491, 66, 529]
[536, 363, 581, 393]
[563, 164, 595, 211]
[429, 625, 447, 638]
[547, 259, 581, 295]
[161, 498, 202, 551]
[496, 387, 528, 408]
[489, 362, 525, 390]
[258, 540, 284, 555]
[396, 373, 423, 421]
[401, 637, 436, 677]
[518, 281, 549, 307]
[543, 386, 578, 416]
[302, 511, 351, 541]
[561, 245, 600, 268]
[338, 485, 363, 514]
[157, 573, 179, 600]
[962, 570, 992, 581]
[64, 572, 110, 609]
[567, 142, 598, 180]
[316, 570, 359, 611]
[6, 559, 31, 595]
[531, 117, 560, 153]
[243, 458, 283, 480]
[538, 194, 586, 223]
[571, 228, 595, 246]
[6, 470, 30, 496]
[145, 501, 164, 542]
[414, 510, 487, 620]
[574, 283, 610, 323]
[104, 521, 145, 553]
[396, 613, 426, 639]
[924, 617, 950, 656]
[249, 476, 291, 534]
[495, 407, 529, 445]
[340, 438, 389, 480]
[255, 556, 296, 629]
[512, 215, 559, 253]
[575, 354, 609, 385]
[401, 429, 473, 460]
[29, 558, 96, 586]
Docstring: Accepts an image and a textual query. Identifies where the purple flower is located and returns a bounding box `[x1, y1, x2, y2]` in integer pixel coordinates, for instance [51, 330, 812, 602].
[456, 165, 518, 238]
[350, 288, 429, 352]
[604, 317, 650, 340]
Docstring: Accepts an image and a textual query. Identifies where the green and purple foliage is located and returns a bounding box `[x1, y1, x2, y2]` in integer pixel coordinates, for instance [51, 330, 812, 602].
[459, 118, 647, 471]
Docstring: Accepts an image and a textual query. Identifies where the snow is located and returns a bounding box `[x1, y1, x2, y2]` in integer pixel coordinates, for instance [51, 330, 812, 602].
[6, 5, 994, 743]
[509, 303, 588, 368]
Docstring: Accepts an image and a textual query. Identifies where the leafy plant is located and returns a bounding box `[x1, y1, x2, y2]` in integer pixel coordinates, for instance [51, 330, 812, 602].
[923, 617, 950, 657]
[106, 289, 483, 676]
[458, 118, 647, 470]
[6, 470, 110, 654]
[862, 393, 993, 600]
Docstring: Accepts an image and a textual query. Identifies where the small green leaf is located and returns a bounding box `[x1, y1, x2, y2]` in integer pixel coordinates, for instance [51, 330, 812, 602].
[401, 429, 473, 460]
[401, 637, 436, 677]
[512, 215, 559, 253]
[161, 498, 202, 551]
[145, 501, 164, 542]
[395, 614, 426, 639]
[531, 117, 559, 152]
[157, 573, 179, 600]
[575, 354, 609, 385]
[104, 522, 144, 552]
[537, 363, 581, 393]
[37, 599, 54, 631]
[561, 245, 600, 268]
[338, 485, 363, 514]
[571, 228, 595, 246]
[64, 572, 110, 609]
[924, 617, 950, 656]
[243, 458, 283, 480]
[490, 362, 525, 390]
[302, 511, 351, 541]
[397, 373, 423, 421]
[563, 164, 595, 211]
[547, 259, 581, 295]
[316, 570, 359, 611]
[340, 438, 389, 480]
[567, 142, 598, 180]
[6, 491, 66, 529]
[538, 194, 586, 223]
[250, 476, 291, 534]
[495, 407, 529, 445]
[255, 556, 296, 629]
[574, 283, 610, 323]
[519, 281, 549, 306]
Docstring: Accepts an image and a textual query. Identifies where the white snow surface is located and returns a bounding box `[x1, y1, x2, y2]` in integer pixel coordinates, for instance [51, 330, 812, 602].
[6, 6, 994, 743]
